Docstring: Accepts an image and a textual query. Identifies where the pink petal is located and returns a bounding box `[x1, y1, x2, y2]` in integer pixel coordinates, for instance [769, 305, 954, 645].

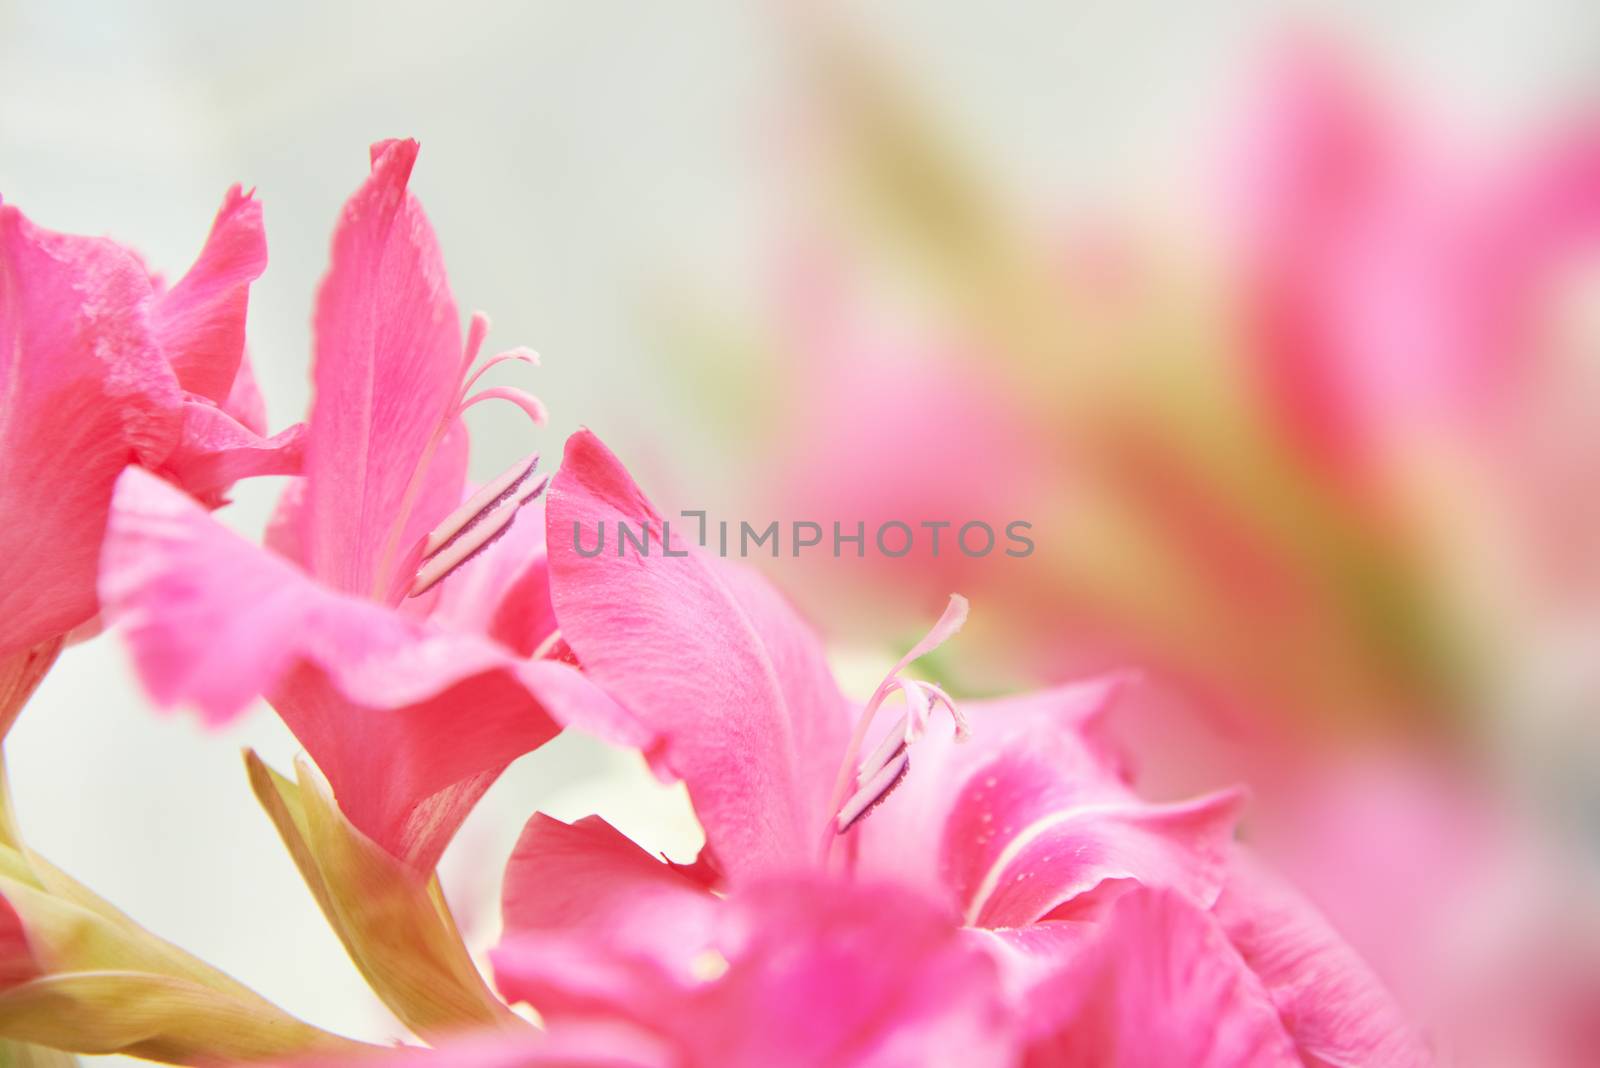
[222, 347, 270, 435]
[1215, 852, 1431, 1068]
[155, 399, 305, 507]
[545, 430, 852, 883]
[0, 202, 181, 656]
[303, 139, 467, 597]
[100, 467, 643, 868]
[956, 786, 1246, 929]
[149, 184, 267, 406]
[495, 874, 1015, 1068]
[856, 678, 1241, 926]
[502, 814, 713, 939]
[1230, 43, 1600, 470]
[1024, 887, 1300, 1067]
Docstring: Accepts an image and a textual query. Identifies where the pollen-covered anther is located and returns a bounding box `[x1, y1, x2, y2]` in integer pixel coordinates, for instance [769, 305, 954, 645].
[408, 452, 545, 597]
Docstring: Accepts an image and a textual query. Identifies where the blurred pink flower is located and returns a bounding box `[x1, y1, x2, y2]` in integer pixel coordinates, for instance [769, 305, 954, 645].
[0, 185, 302, 720]
[1232, 42, 1600, 476]
[99, 141, 639, 871]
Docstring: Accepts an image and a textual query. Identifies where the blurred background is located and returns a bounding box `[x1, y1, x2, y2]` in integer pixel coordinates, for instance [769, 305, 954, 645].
[2, 0, 1597, 1062]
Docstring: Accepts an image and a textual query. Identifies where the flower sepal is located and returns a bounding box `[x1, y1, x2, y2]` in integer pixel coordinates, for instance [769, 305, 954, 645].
[244, 750, 528, 1041]
[0, 763, 366, 1064]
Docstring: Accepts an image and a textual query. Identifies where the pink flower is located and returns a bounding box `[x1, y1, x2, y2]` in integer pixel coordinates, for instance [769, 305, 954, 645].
[465, 428, 1430, 1065]
[542, 430, 1238, 901]
[1230, 40, 1600, 476]
[0, 184, 302, 705]
[99, 141, 638, 871]
[497, 871, 1014, 1067]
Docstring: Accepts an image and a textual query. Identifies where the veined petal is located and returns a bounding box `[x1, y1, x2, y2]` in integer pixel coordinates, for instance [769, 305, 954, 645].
[156, 399, 306, 507]
[100, 467, 643, 868]
[857, 679, 1242, 926]
[1215, 852, 1431, 1068]
[958, 787, 1245, 929]
[1022, 887, 1300, 1067]
[0, 202, 182, 656]
[545, 430, 852, 883]
[244, 753, 527, 1038]
[150, 184, 267, 406]
[303, 139, 467, 596]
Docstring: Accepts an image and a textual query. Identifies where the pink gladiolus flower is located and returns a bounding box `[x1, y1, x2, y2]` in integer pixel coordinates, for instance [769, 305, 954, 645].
[0, 185, 302, 714]
[462, 428, 1429, 1065]
[542, 430, 1239, 902]
[100, 141, 640, 871]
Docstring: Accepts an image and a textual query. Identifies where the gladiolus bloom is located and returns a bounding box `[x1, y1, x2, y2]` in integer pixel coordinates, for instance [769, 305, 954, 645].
[101, 141, 640, 872]
[0, 185, 302, 725]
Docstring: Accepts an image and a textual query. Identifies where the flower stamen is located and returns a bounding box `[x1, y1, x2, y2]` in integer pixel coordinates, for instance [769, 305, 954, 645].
[821, 594, 969, 856]
[409, 452, 546, 597]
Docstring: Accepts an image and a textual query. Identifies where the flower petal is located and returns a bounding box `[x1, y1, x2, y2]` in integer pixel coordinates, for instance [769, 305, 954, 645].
[245, 752, 527, 1037]
[502, 813, 712, 940]
[155, 399, 305, 507]
[495, 874, 1015, 1068]
[1215, 851, 1431, 1068]
[545, 430, 852, 882]
[100, 466, 643, 867]
[149, 184, 267, 406]
[1024, 887, 1300, 1067]
[857, 679, 1243, 926]
[303, 139, 467, 596]
[0, 202, 181, 655]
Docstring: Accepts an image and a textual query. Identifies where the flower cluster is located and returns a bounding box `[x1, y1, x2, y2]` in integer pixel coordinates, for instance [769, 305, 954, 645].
[0, 140, 1430, 1065]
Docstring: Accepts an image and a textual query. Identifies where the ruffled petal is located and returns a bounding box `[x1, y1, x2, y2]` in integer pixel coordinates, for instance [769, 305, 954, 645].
[0, 202, 181, 655]
[149, 185, 267, 406]
[100, 467, 643, 868]
[155, 400, 305, 507]
[1215, 851, 1431, 1068]
[858, 678, 1241, 926]
[545, 430, 852, 883]
[1023, 887, 1300, 1067]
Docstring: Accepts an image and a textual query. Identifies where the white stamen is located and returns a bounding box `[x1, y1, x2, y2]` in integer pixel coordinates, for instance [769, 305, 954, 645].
[835, 751, 909, 833]
[819, 594, 971, 857]
[409, 455, 547, 598]
[420, 453, 539, 560]
[858, 712, 909, 782]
